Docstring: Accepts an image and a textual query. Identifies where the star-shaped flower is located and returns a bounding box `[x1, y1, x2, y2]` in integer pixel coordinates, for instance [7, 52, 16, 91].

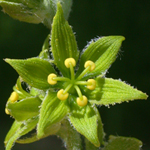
[4, 3, 147, 150]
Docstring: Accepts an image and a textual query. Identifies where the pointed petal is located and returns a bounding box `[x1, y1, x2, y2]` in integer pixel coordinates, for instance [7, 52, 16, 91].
[76, 36, 125, 79]
[37, 91, 69, 138]
[88, 77, 148, 106]
[51, 3, 79, 77]
[6, 97, 41, 121]
[102, 135, 142, 150]
[69, 98, 100, 147]
[5, 58, 56, 89]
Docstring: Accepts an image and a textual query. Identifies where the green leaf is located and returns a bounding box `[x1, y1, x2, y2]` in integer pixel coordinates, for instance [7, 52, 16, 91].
[4, 121, 22, 146]
[5, 123, 27, 150]
[51, 3, 79, 77]
[5, 58, 56, 89]
[76, 36, 125, 79]
[17, 122, 61, 144]
[37, 91, 69, 138]
[6, 97, 41, 121]
[93, 106, 105, 145]
[89, 77, 148, 106]
[102, 135, 142, 150]
[57, 118, 83, 150]
[0, 1, 41, 24]
[0, 0, 72, 28]
[20, 117, 39, 136]
[69, 98, 100, 147]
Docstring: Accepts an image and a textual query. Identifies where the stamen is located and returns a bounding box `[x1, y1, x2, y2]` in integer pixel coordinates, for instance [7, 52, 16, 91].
[64, 58, 76, 68]
[47, 73, 57, 85]
[64, 58, 76, 80]
[57, 89, 69, 101]
[76, 96, 88, 106]
[77, 60, 95, 80]
[75, 81, 88, 85]
[87, 79, 96, 90]
[9, 91, 19, 103]
[74, 85, 83, 99]
[84, 60, 95, 71]
[5, 108, 10, 115]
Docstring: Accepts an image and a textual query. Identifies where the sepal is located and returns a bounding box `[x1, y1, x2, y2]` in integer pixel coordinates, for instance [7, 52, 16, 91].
[37, 90, 69, 138]
[5, 58, 57, 89]
[51, 3, 79, 77]
[76, 36, 125, 79]
[6, 96, 41, 121]
[88, 77, 148, 106]
[69, 97, 100, 147]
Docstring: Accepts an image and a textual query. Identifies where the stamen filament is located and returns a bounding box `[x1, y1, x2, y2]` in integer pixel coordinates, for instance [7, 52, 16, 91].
[75, 81, 88, 85]
[69, 63, 75, 80]
[74, 85, 83, 99]
[53, 77, 70, 82]
[76, 66, 90, 80]
[63, 84, 73, 94]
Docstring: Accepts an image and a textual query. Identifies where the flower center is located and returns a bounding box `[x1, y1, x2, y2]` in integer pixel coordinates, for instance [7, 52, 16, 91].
[47, 58, 96, 106]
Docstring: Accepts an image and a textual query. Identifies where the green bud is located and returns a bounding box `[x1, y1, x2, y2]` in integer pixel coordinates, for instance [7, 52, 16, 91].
[0, 0, 72, 28]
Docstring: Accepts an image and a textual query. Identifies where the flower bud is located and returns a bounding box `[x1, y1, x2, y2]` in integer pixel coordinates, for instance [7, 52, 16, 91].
[0, 0, 72, 28]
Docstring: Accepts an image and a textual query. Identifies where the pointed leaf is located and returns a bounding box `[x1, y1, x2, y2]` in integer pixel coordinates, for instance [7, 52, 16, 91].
[17, 122, 61, 144]
[6, 97, 41, 121]
[51, 3, 79, 77]
[102, 135, 142, 150]
[4, 121, 22, 146]
[5, 58, 56, 89]
[76, 36, 125, 79]
[89, 77, 148, 106]
[37, 91, 69, 138]
[69, 99, 100, 147]
[5, 124, 27, 150]
[20, 117, 39, 136]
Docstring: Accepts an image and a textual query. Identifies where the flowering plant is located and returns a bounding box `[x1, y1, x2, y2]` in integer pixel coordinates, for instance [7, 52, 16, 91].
[3, 2, 147, 150]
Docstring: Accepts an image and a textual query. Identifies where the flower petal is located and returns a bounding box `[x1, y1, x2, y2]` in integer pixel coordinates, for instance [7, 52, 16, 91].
[88, 77, 148, 106]
[37, 90, 69, 138]
[51, 3, 79, 77]
[69, 98, 100, 147]
[76, 36, 125, 79]
[5, 58, 57, 89]
[6, 97, 41, 121]
[102, 135, 142, 150]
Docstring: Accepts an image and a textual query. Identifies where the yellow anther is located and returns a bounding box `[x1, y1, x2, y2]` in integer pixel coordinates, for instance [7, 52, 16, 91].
[64, 58, 76, 68]
[47, 73, 57, 85]
[84, 60, 95, 71]
[76, 95, 88, 106]
[87, 79, 96, 90]
[5, 108, 10, 115]
[57, 89, 69, 101]
[9, 91, 19, 103]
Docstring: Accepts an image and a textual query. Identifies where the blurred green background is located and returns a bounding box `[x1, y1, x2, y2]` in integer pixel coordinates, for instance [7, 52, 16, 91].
[0, 0, 150, 150]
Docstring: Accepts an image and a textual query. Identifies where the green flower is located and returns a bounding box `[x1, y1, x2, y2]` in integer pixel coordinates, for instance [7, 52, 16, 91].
[4, 3, 148, 150]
